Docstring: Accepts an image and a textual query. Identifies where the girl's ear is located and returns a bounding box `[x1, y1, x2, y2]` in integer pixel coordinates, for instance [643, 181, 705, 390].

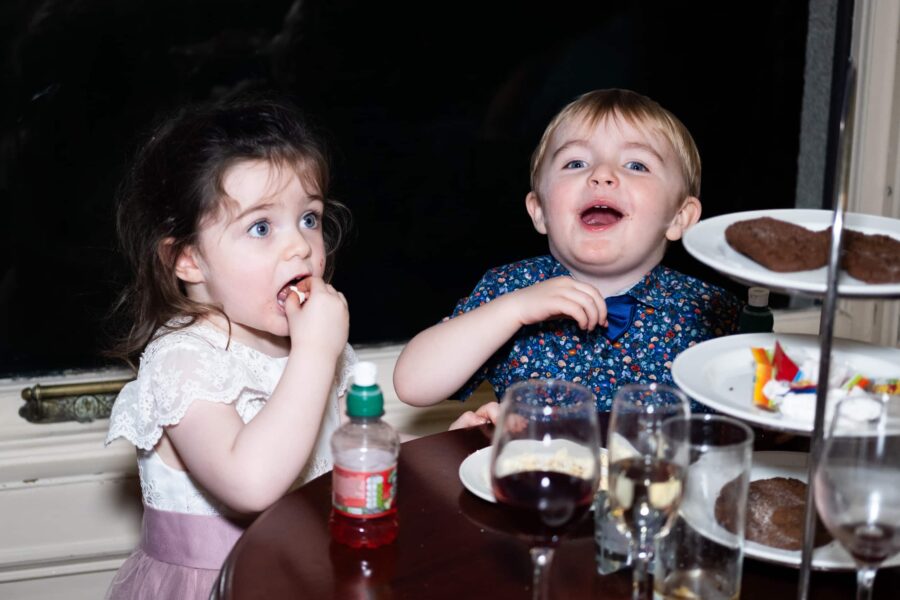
[161, 238, 206, 284]
[665, 196, 701, 241]
[525, 191, 548, 235]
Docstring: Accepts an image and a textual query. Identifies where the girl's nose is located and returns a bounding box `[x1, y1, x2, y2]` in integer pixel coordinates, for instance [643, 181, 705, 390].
[284, 231, 312, 260]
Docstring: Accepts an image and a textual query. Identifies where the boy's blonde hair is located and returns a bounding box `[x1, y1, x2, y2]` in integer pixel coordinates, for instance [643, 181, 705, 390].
[530, 89, 701, 199]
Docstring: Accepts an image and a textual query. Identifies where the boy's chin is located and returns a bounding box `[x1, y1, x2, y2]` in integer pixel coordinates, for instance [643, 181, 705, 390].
[555, 250, 621, 274]
[564, 253, 662, 287]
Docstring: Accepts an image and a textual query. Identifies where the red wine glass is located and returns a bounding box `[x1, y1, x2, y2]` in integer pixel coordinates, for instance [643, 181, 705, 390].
[814, 394, 900, 600]
[489, 379, 601, 600]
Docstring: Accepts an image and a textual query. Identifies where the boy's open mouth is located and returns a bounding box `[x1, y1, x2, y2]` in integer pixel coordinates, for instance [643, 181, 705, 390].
[580, 205, 624, 228]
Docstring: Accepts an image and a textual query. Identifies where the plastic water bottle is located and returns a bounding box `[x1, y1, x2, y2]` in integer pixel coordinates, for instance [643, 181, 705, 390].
[739, 286, 775, 333]
[330, 361, 400, 548]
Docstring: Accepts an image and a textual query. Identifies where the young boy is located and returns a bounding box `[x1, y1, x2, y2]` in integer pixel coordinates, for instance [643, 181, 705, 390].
[396, 89, 740, 426]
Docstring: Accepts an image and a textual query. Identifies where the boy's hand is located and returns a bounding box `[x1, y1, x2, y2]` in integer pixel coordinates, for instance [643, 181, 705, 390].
[284, 277, 349, 358]
[449, 401, 500, 430]
[508, 276, 608, 331]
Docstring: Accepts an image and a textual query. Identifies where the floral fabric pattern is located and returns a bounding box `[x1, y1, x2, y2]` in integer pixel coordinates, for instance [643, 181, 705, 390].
[448, 255, 741, 412]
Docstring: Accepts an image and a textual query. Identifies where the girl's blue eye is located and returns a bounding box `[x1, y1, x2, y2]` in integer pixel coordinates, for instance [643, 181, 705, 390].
[300, 212, 319, 229]
[248, 220, 271, 238]
[564, 159, 587, 170]
[625, 161, 648, 172]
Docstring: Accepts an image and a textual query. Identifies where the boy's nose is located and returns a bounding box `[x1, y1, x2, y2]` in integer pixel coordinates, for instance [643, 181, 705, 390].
[590, 166, 617, 187]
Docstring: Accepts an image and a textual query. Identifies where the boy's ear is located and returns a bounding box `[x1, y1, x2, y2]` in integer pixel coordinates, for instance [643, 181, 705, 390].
[161, 238, 206, 284]
[525, 191, 548, 235]
[665, 196, 702, 241]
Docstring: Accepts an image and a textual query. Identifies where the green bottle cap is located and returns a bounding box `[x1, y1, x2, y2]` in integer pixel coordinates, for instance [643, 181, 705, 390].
[346, 361, 384, 418]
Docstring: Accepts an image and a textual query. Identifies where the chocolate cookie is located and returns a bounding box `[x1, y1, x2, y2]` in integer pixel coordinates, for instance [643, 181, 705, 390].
[724, 216, 900, 284]
[843, 229, 900, 284]
[714, 476, 831, 551]
[724, 217, 830, 272]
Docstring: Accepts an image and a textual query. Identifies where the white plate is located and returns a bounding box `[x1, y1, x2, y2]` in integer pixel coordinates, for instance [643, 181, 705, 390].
[459, 445, 608, 504]
[683, 451, 900, 571]
[671, 332, 900, 435]
[459, 447, 496, 502]
[682, 208, 900, 297]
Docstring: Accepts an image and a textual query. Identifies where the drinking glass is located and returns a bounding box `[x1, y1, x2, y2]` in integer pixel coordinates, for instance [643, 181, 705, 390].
[654, 414, 753, 600]
[607, 383, 690, 600]
[814, 394, 900, 600]
[489, 379, 601, 600]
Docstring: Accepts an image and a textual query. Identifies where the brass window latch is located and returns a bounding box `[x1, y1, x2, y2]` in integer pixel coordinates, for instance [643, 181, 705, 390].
[19, 378, 134, 424]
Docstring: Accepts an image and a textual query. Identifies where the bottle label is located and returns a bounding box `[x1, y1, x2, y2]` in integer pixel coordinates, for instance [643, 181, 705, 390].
[332, 464, 397, 518]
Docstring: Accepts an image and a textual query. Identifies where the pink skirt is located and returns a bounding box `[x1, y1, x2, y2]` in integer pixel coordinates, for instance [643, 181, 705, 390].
[106, 505, 246, 600]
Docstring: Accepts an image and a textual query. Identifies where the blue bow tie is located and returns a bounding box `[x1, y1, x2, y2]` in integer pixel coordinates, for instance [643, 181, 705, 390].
[603, 294, 638, 341]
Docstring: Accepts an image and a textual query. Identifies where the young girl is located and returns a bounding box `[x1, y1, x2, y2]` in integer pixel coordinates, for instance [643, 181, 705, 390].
[104, 96, 355, 599]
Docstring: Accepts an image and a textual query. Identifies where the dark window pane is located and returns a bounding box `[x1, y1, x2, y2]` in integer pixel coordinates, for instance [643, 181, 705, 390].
[0, 1, 808, 376]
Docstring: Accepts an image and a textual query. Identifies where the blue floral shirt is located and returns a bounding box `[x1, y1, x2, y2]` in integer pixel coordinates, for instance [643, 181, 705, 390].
[448, 255, 741, 412]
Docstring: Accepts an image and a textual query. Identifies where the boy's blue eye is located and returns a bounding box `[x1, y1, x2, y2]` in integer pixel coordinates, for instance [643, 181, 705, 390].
[300, 211, 319, 229]
[563, 159, 588, 170]
[248, 220, 271, 238]
[624, 161, 648, 172]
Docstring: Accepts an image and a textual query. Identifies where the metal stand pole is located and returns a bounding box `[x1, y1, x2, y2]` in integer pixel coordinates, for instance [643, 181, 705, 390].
[796, 62, 856, 600]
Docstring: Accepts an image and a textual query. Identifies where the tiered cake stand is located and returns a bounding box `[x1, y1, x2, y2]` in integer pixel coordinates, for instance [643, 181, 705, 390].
[678, 64, 900, 599]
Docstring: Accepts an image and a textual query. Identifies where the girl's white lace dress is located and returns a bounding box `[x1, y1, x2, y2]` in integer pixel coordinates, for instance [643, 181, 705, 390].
[104, 320, 356, 599]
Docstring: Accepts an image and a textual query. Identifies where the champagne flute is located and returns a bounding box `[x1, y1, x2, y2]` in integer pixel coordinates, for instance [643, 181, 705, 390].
[607, 383, 690, 600]
[814, 394, 900, 600]
[489, 379, 601, 600]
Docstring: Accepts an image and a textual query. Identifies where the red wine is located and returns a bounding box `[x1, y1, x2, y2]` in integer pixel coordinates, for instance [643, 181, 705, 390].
[608, 457, 685, 537]
[492, 470, 594, 544]
[832, 521, 900, 566]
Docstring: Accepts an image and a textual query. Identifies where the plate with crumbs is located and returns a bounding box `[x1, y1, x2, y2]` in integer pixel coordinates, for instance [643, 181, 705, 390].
[459, 443, 608, 504]
[671, 332, 900, 435]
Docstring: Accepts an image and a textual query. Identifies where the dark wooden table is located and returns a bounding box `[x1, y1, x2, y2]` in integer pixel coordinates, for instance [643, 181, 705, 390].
[214, 425, 899, 599]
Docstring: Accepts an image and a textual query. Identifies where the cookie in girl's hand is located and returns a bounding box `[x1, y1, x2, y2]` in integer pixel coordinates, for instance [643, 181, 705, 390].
[289, 278, 313, 305]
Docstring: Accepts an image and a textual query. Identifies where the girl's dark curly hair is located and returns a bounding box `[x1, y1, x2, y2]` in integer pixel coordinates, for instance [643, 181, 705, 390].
[108, 96, 350, 367]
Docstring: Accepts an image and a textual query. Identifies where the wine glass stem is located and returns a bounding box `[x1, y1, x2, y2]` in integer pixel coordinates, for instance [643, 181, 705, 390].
[631, 535, 654, 600]
[856, 566, 877, 600]
[529, 546, 555, 600]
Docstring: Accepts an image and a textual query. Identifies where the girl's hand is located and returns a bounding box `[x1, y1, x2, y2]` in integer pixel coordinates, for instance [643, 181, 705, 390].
[507, 276, 607, 331]
[449, 401, 500, 430]
[284, 277, 349, 358]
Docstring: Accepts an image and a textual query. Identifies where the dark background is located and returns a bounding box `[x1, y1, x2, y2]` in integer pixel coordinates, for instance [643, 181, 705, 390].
[0, 1, 809, 377]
